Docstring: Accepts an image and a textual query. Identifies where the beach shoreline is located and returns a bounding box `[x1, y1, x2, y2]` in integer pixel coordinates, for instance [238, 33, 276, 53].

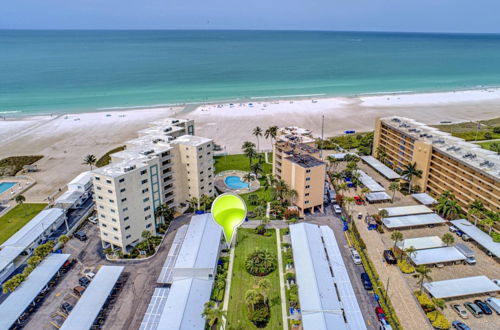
[1, 88, 500, 202]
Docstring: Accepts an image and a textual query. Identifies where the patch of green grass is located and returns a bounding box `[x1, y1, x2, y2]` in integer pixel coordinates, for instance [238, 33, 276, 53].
[227, 229, 283, 330]
[476, 141, 500, 154]
[433, 117, 500, 141]
[96, 145, 126, 168]
[241, 188, 274, 212]
[214, 153, 272, 174]
[0, 203, 47, 244]
[0, 155, 43, 176]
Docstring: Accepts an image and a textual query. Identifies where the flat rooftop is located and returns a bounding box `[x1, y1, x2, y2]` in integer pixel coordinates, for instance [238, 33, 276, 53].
[356, 170, 385, 192]
[410, 246, 466, 265]
[381, 116, 500, 180]
[396, 236, 445, 251]
[171, 134, 211, 147]
[361, 156, 401, 180]
[423, 275, 500, 299]
[277, 126, 316, 144]
[411, 193, 437, 205]
[139, 287, 170, 330]
[380, 205, 433, 217]
[286, 153, 325, 168]
[383, 213, 445, 229]
[0, 254, 70, 330]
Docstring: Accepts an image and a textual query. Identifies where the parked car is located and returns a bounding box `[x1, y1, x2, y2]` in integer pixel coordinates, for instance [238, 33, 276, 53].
[73, 286, 86, 297]
[79, 276, 91, 287]
[379, 319, 393, 330]
[451, 304, 468, 319]
[333, 204, 342, 214]
[449, 225, 459, 233]
[474, 300, 493, 315]
[455, 230, 465, 237]
[351, 248, 362, 265]
[461, 234, 472, 242]
[60, 302, 73, 314]
[383, 250, 397, 265]
[464, 302, 484, 318]
[361, 273, 373, 290]
[74, 231, 87, 241]
[357, 212, 363, 220]
[375, 306, 387, 321]
[88, 216, 98, 224]
[85, 271, 96, 279]
[354, 196, 363, 205]
[485, 297, 500, 315]
[492, 279, 500, 287]
[452, 321, 471, 330]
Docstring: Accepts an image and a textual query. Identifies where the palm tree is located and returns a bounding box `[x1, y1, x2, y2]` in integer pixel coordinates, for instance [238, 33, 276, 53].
[253, 126, 263, 152]
[82, 154, 97, 170]
[285, 189, 298, 205]
[257, 278, 271, 302]
[245, 289, 260, 312]
[248, 194, 259, 206]
[15, 194, 26, 215]
[243, 172, 254, 183]
[200, 194, 212, 212]
[264, 126, 278, 147]
[273, 179, 288, 201]
[250, 162, 263, 179]
[413, 265, 432, 293]
[344, 196, 355, 215]
[378, 209, 389, 219]
[337, 182, 348, 195]
[436, 199, 462, 220]
[431, 298, 446, 321]
[389, 182, 400, 203]
[391, 230, 403, 249]
[360, 187, 370, 200]
[376, 146, 388, 164]
[480, 216, 495, 235]
[401, 162, 422, 193]
[404, 246, 417, 262]
[242, 141, 257, 166]
[254, 205, 267, 219]
[187, 197, 200, 211]
[441, 233, 455, 246]
[202, 301, 226, 328]
[141, 230, 153, 252]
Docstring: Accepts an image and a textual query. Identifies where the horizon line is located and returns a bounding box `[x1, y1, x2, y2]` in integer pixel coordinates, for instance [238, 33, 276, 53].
[1, 28, 500, 36]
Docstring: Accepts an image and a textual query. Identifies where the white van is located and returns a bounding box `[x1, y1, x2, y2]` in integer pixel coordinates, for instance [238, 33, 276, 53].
[486, 297, 500, 315]
[350, 248, 362, 265]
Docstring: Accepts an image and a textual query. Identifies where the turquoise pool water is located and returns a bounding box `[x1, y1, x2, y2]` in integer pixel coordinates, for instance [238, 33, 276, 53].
[225, 176, 249, 189]
[0, 182, 16, 194]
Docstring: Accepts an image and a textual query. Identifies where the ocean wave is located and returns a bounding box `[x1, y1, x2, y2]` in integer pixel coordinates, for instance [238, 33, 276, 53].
[0, 110, 21, 114]
[251, 93, 326, 99]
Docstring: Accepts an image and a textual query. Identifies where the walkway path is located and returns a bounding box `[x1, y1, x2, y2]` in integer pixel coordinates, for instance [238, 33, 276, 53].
[275, 228, 289, 330]
[222, 245, 236, 329]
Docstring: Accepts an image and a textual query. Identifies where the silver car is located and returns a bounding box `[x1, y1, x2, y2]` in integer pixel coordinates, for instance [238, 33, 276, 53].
[451, 303, 469, 319]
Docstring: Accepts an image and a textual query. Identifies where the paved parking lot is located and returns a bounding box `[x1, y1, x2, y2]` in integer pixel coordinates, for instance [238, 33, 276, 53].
[346, 162, 500, 330]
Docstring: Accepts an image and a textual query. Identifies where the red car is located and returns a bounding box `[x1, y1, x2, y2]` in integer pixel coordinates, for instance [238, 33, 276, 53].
[375, 306, 387, 321]
[354, 196, 364, 205]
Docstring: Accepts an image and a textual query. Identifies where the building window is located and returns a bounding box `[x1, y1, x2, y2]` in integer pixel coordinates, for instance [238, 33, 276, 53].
[198, 147, 203, 151]
[305, 200, 310, 204]
[124, 216, 129, 221]
[141, 179, 148, 184]
[112, 218, 117, 222]
[145, 215, 152, 220]
[100, 214, 106, 218]
[111, 209, 116, 213]
[140, 170, 147, 175]
[146, 224, 152, 228]
[305, 193, 310, 196]
[125, 226, 130, 230]
[306, 177, 311, 181]
[119, 178, 125, 183]
[305, 185, 310, 189]
[109, 199, 114, 203]
[143, 197, 150, 202]
[106, 179, 112, 184]
[126, 234, 131, 239]
[142, 188, 149, 193]
[114, 236, 119, 240]
[98, 196, 103, 200]
[121, 198, 127, 202]
[99, 205, 104, 209]
[113, 227, 118, 232]
[107, 189, 113, 194]
[96, 186, 102, 191]
[95, 177, 101, 181]
[144, 206, 150, 211]
[120, 188, 126, 193]
[102, 223, 107, 228]
[103, 232, 108, 236]
[200, 171, 204, 175]
[306, 169, 311, 173]
[123, 207, 128, 212]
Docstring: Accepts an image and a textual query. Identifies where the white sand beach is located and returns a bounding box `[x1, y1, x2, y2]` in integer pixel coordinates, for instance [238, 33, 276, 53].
[1, 88, 499, 202]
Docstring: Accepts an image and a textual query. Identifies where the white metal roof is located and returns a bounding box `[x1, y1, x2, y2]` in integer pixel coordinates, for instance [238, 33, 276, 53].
[411, 193, 437, 205]
[55, 190, 84, 205]
[361, 156, 401, 180]
[423, 276, 500, 299]
[0, 246, 25, 274]
[356, 170, 385, 192]
[156, 278, 213, 329]
[320, 226, 367, 330]
[61, 266, 124, 330]
[365, 191, 391, 202]
[380, 205, 433, 217]
[139, 287, 170, 330]
[451, 219, 500, 258]
[1, 208, 64, 249]
[68, 171, 92, 190]
[290, 223, 351, 330]
[0, 253, 70, 329]
[396, 236, 445, 251]
[328, 153, 357, 160]
[410, 247, 466, 265]
[173, 214, 221, 271]
[383, 213, 445, 229]
[157, 225, 188, 284]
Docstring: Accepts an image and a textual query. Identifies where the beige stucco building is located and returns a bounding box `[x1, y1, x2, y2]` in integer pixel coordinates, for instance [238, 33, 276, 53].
[273, 127, 326, 217]
[373, 116, 499, 212]
[92, 118, 214, 252]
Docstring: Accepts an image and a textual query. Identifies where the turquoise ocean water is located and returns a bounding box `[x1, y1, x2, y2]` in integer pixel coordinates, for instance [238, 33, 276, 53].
[1, 30, 500, 117]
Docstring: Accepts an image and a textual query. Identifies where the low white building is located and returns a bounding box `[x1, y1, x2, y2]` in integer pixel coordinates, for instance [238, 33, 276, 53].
[55, 171, 93, 210]
[68, 171, 93, 193]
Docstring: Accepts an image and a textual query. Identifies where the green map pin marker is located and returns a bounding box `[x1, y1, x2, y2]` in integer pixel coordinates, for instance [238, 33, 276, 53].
[211, 193, 247, 247]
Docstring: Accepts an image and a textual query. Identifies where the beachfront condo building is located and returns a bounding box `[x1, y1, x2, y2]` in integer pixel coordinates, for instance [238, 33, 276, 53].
[273, 127, 326, 216]
[92, 118, 214, 252]
[373, 116, 500, 212]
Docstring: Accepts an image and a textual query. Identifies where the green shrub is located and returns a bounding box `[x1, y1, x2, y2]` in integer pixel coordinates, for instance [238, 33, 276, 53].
[245, 248, 276, 276]
[397, 259, 415, 274]
[0, 155, 43, 176]
[255, 224, 267, 235]
[96, 146, 125, 167]
[492, 231, 500, 243]
[248, 302, 270, 327]
[426, 311, 451, 329]
[415, 292, 435, 310]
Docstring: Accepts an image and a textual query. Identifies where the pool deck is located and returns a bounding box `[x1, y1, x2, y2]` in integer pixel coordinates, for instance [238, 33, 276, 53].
[215, 170, 260, 194]
[0, 176, 36, 213]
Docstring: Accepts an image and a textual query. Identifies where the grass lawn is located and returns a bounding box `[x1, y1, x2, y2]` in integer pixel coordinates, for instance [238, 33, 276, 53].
[227, 229, 283, 330]
[214, 153, 272, 174]
[0, 203, 47, 244]
[241, 188, 274, 212]
[476, 140, 500, 154]
[432, 117, 500, 141]
[0, 155, 43, 176]
[96, 145, 126, 168]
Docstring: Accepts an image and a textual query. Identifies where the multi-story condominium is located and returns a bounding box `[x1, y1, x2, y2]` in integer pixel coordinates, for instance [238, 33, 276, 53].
[272, 126, 326, 216]
[92, 118, 214, 252]
[373, 116, 499, 212]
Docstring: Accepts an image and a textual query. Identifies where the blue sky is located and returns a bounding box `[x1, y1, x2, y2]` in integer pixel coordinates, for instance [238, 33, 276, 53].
[2, 0, 500, 33]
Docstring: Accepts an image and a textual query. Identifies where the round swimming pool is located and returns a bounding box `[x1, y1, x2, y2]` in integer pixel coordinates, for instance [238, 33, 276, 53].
[224, 176, 249, 189]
